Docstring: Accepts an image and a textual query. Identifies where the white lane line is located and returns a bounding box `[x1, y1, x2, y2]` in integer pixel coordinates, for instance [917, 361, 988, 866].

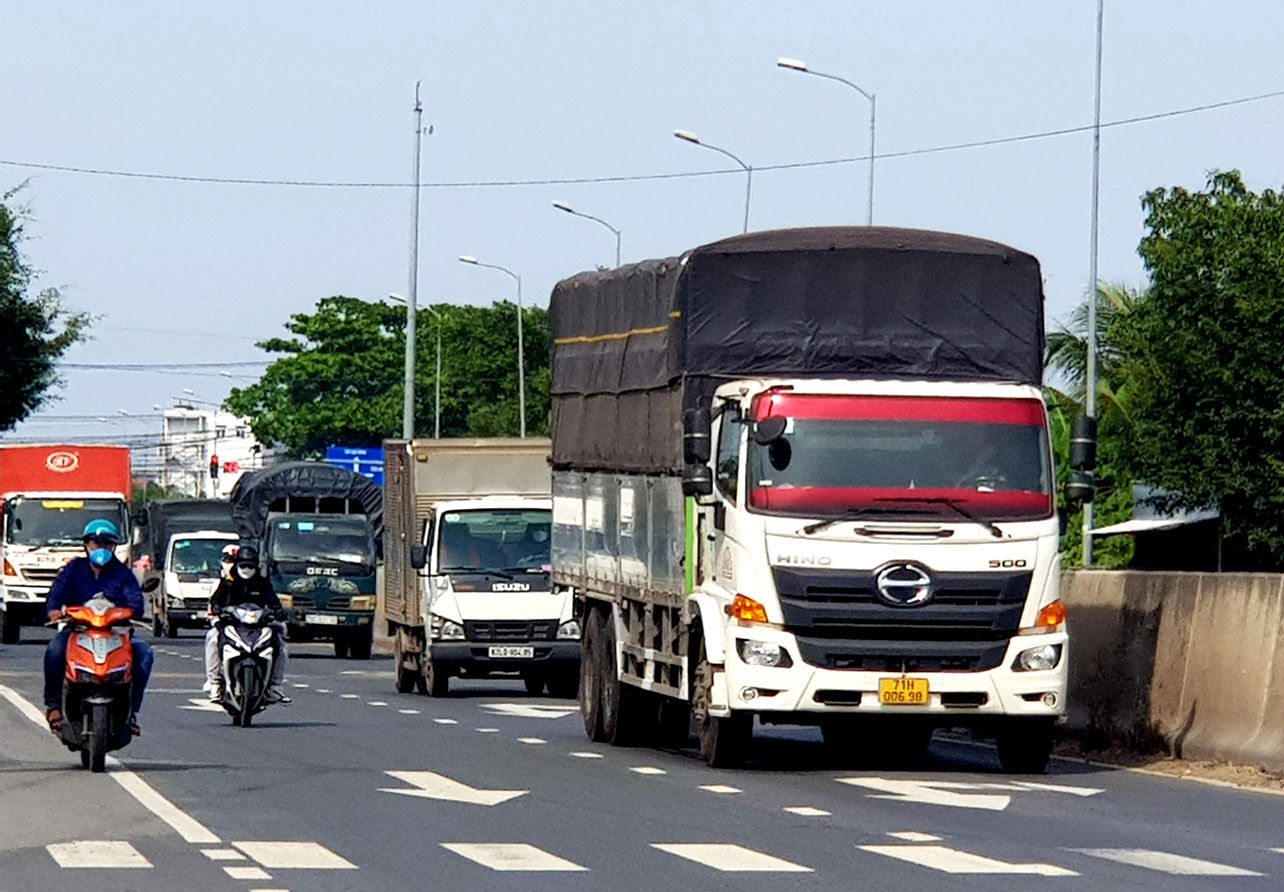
[784, 806, 831, 817]
[861, 845, 1076, 876]
[202, 848, 246, 861]
[699, 784, 741, 794]
[225, 865, 274, 880]
[340, 694, 360, 699]
[291, 683, 310, 689]
[518, 737, 547, 745]
[480, 702, 578, 719]
[630, 766, 666, 775]
[476, 727, 500, 733]
[1009, 780, 1104, 796]
[1273, 848, 1284, 855]
[234, 841, 358, 869]
[368, 701, 389, 707]
[0, 682, 49, 725]
[570, 752, 604, 759]
[442, 843, 588, 872]
[434, 718, 458, 725]
[47, 841, 153, 868]
[888, 832, 943, 842]
[398, 709, 421, 715]
[315, 688, 332, 693]
[1069, 848, 1263, 876]
[653, 843, 812, 872]
[180, 698, 225, 712]
[837, 777, 1010, 811]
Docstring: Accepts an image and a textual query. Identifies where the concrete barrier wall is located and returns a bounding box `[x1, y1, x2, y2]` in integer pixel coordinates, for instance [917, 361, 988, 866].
[1063, 570, 1284, 770]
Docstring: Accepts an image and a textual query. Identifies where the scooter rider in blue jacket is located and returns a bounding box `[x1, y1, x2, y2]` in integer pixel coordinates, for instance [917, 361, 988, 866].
[43, 519, 155, 737]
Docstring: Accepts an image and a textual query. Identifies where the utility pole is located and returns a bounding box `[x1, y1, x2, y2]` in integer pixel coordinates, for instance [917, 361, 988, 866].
[1082, 0, 1104, 567]
[403, 83, 424, 440]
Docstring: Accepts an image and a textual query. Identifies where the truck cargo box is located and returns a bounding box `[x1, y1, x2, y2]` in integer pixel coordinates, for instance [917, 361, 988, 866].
[549, 227, 1045, 474]
[139, 500, 235, 570]
[229, 462, 383, 542]
[0, 445, 132, 498]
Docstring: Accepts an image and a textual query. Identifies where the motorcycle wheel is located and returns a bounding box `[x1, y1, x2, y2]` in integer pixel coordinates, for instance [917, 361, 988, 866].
[238, 664, 255, 729]
[87, 703, 108, 773]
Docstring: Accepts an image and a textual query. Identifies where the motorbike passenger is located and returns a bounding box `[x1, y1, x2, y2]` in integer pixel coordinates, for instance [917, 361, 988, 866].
[204, 544, 291, 704]
[219, 543, 239, 581]
[44, 519, 154, 736]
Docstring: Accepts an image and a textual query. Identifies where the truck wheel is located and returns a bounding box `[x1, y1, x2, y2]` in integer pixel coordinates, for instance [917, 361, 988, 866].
[599, 608, 650, 746]
[580, 609, 607, 742]
[692, 642, 750, 768]
[1, 607, 21, 645]
[150, 613, 163, 639]
[655, 696, 692, 748]
[333, 636, 350, 659]
[349, 628, 373, 660]
[546, 667, 579, 700]
[996, 719, 1054, 774]
[165, 616, 180, 639]
[424, 658, 449, 697]
[394, 634, 421, 694]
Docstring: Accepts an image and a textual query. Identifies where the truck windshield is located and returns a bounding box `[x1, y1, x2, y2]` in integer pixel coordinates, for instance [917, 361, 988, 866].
[5, 497, 129, 547]
[268, 516, 374, 565]
[437, 509, 551, 574]
[170, 538, 237, 577]
[747, 393, 1053, 522]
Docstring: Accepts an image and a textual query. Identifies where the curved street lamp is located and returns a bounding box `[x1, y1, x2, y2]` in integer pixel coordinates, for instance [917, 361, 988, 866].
[552, 201, 622, 267]
[459, 256, 526, 438]
[673, 130, 753, 233]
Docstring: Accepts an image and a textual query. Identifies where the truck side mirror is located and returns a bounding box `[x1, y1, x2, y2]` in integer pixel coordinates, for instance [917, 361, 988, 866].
[683, 408, 712, 465]
[410, 545, 428, 570]
[132, 509, 148, 528]
[682, 466, 714, 498]
[752, 415, 787, 445]
[1065, 470, 1095, 504]
[1070, 416, 1098, 471]
[141, 577, 161, 593]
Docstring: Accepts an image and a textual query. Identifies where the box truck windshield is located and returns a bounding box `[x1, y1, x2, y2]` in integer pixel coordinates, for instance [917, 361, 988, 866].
[268, 516, 374, 565]
[438, 509, 551, 575]
[746, 394, 1052, 521]
[169, 538, 234, 578]
[5, 497, 129, 547]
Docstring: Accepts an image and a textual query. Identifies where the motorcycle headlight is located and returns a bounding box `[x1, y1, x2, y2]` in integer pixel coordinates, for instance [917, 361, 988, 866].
[348, 595, 374, 610]
[431, 617, 465, 640]
[556, 620, 581, 640]
[736, 639, 793, 668]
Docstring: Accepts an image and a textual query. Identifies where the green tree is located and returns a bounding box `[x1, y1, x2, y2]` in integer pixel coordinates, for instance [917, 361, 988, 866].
[1113, 170, 1284, 567]
[0, 187, 91, 430]
[226, 296, 550, 456]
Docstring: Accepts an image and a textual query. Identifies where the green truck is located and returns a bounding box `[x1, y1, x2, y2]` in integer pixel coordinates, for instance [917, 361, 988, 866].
[230, 462, 383, 659]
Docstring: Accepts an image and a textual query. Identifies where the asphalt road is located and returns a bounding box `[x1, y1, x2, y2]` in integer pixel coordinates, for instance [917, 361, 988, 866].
[4, 625, 1284, 892]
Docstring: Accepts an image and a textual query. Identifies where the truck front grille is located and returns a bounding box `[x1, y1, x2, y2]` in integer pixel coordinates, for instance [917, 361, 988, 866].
[464, 621, 555, 642]
[21, 568, 62, 582]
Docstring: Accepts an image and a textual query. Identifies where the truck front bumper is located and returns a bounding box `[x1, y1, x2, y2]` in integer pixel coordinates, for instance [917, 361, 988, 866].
[718, 627, 1068, 721]
[287, 610, 374, 629]
[0, 587, 48, 623]
[429, 640, 580, 676]
[164, 608, 210, 629]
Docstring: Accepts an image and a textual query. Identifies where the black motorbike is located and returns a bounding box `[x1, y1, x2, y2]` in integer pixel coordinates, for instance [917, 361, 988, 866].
[215, 603, 282, 727]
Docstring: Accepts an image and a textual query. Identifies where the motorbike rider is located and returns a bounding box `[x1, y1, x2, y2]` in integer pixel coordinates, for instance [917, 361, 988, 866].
[204, 543, 291, 704]
[219, 543, 239, 580]
[44, 519, 155, 736]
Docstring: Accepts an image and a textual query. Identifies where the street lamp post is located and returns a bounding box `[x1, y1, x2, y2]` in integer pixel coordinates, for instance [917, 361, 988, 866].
[1083, 0, 1105, 567]
[777, 57, 876, 226]
[459, 256, 526, 438]
[401, 83, 425, 439]
[390, 293, 442, 439]
[673, 130, 752, 233]
[552, 201, 622, 267]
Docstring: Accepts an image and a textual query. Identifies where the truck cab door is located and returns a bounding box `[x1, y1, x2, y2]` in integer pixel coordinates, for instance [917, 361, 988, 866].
[706, 404, 744, 592]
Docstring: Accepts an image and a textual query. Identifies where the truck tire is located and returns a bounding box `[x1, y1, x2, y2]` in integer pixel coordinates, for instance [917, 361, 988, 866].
[424, 658, 449, 697]
[394, 634, 422, 694]
[996, 719, 1054, 774]
[333, 636, 350, 659]
[546, 666, 579, 700]
[599, 608, 651, 746]
[349, 627, 373, 660]
[151, 613, 163, 639]
[1, 607, 20, 645]
[580, 609, 608, 742]
[523, 674, 545, 696]
[655, 696, 692, 748]
[165, 616, 180, 639]
[692, 641, 750, 768]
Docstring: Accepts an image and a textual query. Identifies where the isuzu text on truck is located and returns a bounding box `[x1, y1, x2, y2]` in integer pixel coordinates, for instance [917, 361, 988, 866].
[550, 227, 1072, 770]
[0, 445, 132, 644]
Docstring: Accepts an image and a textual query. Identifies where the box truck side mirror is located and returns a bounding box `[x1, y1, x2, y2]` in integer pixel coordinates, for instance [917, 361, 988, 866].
[682, 466, 714, 498]
[141, 577, 161, 593]
[683, 408, 712, 465]
[1065, 470, 1095, 504]
[410, 544, 428, 570]
[132, 509, 148, 528]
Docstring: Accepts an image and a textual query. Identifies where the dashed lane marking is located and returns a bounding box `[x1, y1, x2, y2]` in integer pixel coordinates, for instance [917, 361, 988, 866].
[47, 841, 153, 869]
[570, 752, 604, 759]
[861, 845, 1077, 876]
[340, 694, 360, 699]
[479, 702, 578, 719]
[233, 841, 358, 869]
[291, 683, 309, 688]
[630, 766, 666, 775]
[784, 807, 831, 817]
[434, 718, 458, 725]
[1069, 849, 1263, 876]
[699, 785, 742, 794]
[518, 737, 547, 745]
[442, 843, 588, 872]
[476, 727, 500, 733]
[368, 701, 389, 707]
[225, 865, 273, 880]
[315, 688, 332, 693]
[202, 849, 246, 861]
[398, 709, 421, 715]
[653, 844, 813, 872]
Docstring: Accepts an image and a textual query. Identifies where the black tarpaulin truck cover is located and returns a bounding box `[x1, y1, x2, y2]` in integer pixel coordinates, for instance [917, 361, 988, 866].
[143, 499, 235, 569]
[549, 226, 1045, 474]
[229, 461, 384, 542]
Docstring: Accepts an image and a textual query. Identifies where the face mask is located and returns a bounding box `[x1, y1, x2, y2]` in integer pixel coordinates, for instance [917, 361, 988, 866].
[236, 566, 256, 580]
[88, 548, 113, 568]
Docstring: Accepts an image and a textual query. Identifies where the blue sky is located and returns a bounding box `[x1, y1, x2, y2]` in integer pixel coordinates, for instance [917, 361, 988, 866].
[5, 1, 1283, 446]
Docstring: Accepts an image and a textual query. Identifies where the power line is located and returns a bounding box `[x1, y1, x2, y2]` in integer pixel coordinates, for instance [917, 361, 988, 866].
[1, 88, 1280, 190]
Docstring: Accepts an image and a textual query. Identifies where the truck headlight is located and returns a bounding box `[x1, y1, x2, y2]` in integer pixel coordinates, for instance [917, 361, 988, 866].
[277, 594, 293, 609]
[431, 617, 465, 640]
[166, 595, 184, 608]
[331, 578, 359, 594]
[556, 620, 581, 640]
[1014, 643, 1062, 672]
[349, 596, 374, 611]
[736, 639, 793, 668]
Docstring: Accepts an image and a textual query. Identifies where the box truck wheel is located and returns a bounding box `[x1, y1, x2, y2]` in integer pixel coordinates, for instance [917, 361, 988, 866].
[165, 614, 180, 639]
[523, 673, 545, 696]
[693, 642, 750, 768]
[599, 609, 652, 746]
[333, 636, 350, 659]
[580, 609, 608, 742]
[424, 657, 449, 697]
[150, 613, 163, 639]
[394, 633, 425, 694]
[546, 666, 579, 700]
[0, 607, 19, 645]
[349, 627, 373, 660]
[996, 718, 1054, 774]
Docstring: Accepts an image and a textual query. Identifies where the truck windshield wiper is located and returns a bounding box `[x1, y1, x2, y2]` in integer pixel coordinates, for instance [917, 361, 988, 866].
[875, 497, 1005, 539]
[801, 506, 917, 535]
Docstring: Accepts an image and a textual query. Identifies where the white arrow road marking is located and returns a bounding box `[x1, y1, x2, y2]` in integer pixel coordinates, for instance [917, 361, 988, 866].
[861, 845, 1077, 876]
[47, 841, 153, 868]
[233, 841, 357, 869]
[837, 777, 1011, 811]
[442, 843, 588, 871]
[480, 702, 578, 719]
[224, 865, 272, 880]
[180, 698, 225, 712]
[1070, 849, 1263, 876]
[379, 770, 528, 806]
[201, 849, 246, 861]
[653, 844, 813, 872]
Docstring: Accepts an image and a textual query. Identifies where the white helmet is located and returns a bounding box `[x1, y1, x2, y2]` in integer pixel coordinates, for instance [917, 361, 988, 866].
[221, 544, 240, 563]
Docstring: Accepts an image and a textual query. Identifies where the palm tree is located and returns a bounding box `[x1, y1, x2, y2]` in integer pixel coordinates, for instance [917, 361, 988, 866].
[1045, 282, 1145, 427]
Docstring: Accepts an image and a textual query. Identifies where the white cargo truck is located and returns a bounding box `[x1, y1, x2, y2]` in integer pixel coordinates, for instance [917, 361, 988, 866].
[382, 439, 578, 697]
[550, 227, 1077, 770]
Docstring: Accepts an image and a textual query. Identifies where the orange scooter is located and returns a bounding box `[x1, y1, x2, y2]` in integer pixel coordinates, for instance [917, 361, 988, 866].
[56, 595, 136, 772]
